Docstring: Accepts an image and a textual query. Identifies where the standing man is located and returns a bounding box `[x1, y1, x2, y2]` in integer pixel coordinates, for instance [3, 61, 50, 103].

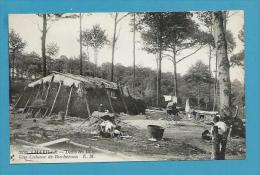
[211, 115, 229, 160]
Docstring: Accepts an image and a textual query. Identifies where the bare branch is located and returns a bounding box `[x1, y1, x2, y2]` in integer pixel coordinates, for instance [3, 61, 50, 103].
[32, 21, 43, 32]
[46, 22, 52, 33]
[162, 53, 174, 59]
[36, 23, 43, 32]
[176, 44, 205, 64]
[117, 13, 130, 24]
[115, 27, 121, 43]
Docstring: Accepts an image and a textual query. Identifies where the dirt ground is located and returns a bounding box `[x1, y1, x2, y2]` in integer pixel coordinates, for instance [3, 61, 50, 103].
[10, 110, 246, 162]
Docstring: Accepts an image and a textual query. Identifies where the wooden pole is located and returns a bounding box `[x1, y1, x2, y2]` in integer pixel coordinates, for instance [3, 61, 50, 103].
[35, 87, 41, 100]
[48, 81, 62, 117]
[23, 94, 32, 113]
[40, 79, 44, 99]
[118, 84, 129, 114]
[126, 87, 138, 113]
[45, 75, 54, 101]
[42, 108, 49, 118]
[211, 125, 220, 160]
[13, 94, 23, 110]
[26, 87, 38, 115]
[83, 92, 92, 118]
[65, 85, 74, 118]
[105, 89, 115, 114]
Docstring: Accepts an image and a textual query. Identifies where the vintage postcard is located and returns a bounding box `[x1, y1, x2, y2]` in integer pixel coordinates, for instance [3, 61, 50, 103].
[9, 11, 245, 164]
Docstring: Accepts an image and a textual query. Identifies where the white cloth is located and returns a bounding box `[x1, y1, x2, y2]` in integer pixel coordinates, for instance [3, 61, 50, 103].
[210, 121, 228, 135]
[163, 95, 172, 102]
[172, 96, 177, 103]
[163, 95, 177, 103]
[185, 98, 190, 113]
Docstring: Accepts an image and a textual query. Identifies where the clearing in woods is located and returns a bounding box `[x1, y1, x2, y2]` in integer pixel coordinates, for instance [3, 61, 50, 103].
[10, 110, 245, 161]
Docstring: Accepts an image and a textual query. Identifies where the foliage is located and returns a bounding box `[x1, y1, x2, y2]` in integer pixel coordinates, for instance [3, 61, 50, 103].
[184, 61, 212, 84]
[231, 79, 245, 118]
[10, 12, 244, 116]
[197, 11, 236, 53]
[230, 28, 244, 68]
[184, 61, 213, 107]
[9, 29, 26, 54]
[230, 52, 244, 67]
[82, 24, 108, 49]
[46, 42, 59, 57]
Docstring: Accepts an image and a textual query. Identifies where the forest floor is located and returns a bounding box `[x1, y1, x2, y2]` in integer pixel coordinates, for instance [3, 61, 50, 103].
[10, 110, 246, 163]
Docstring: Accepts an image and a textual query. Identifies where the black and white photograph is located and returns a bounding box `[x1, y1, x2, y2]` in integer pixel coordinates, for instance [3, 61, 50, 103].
[9, 11, 245, 164]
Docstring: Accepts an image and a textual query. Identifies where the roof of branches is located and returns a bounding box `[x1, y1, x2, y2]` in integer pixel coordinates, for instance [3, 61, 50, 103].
[27, 71, 118, 90]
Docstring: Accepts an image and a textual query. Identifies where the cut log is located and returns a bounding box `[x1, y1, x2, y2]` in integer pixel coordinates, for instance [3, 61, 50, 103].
[38, 138, 70, 147]
[48, 81, 62, 117]
[15, 138, 37, 146]
[65, 85, 74, 118]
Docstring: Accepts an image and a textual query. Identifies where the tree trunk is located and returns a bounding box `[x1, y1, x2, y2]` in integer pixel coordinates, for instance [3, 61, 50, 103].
[208, 45, 211, 109]
[213, 12, 232, 124]
[213, 53, 218, 111]
[42, 14, 47, 77]
[9, 73, 12, 104]
[11, 53, 15, 80]
[173, 51, 178, 98]
[208, 26, 212, 109]
[213, 11, 232, 120]
[157, 54, 162, 107]
[223, 11, 227, 32]
[197, 87, 200, 108]
[79, 13, 83, 75]
[94, 47, 98, 77]
[156, 15, 163, 107]
[111, 13, 118, 82]
[132, 13, 136, 88]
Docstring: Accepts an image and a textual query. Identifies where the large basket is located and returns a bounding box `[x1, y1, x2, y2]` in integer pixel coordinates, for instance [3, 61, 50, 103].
[147, 125, 165, 140]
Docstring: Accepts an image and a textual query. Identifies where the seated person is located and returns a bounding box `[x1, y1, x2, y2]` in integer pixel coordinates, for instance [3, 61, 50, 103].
[166, 101, 178, 115]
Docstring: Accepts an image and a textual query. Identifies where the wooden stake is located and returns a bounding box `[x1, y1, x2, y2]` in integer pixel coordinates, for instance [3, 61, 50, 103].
[44, 75, 54, 101]
[40, 79, 44, 99]
[23, 95, 32, 113]
[42, 108, 49, 118]
[105, 89, 115, 114]
[26, 88, 38, 116]
[118, 84, 129, 114]
[65, 85, 74, 118]
[126, 87, 138, 114]
[35, 87, 40, 100]
[83, 92, 92, 118]
[48, 81, 62, 117]
[13, 94, 23, 110]
[35, 108, 41, 118]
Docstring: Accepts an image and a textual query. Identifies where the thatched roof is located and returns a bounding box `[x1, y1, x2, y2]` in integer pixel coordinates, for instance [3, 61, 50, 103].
[27, 72, 118, 90]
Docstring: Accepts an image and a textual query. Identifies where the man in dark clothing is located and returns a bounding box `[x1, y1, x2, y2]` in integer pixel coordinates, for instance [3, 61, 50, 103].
[211, 115, 229, 160]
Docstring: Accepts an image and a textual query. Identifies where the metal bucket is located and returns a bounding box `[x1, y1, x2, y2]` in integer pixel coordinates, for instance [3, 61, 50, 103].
[147, 125, 165, 140]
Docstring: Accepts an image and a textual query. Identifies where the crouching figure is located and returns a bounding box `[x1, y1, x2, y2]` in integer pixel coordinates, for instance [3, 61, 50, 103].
[211, 115, 229, 160]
